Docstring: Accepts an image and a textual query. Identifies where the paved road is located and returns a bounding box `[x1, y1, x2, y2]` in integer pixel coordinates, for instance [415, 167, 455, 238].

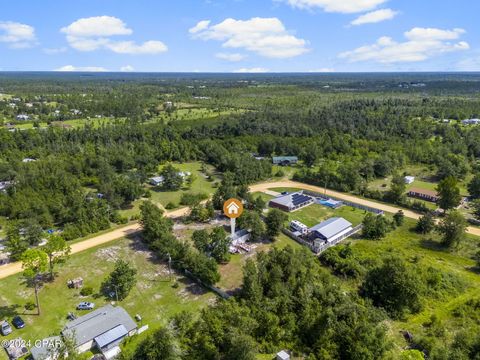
[0, 205, 192, 280]
[250, 180, 480, 237]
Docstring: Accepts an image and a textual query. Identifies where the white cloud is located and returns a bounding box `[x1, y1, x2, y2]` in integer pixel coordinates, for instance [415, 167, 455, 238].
[189, 20, 211, 34]
[339, 27, 469, 63]
[61, 16, 132, 38]
[233, 67, 269, 73]
[351, 9, 398, 26]
[309, 68, 335, 72]
[190, 17, 309, 58]
[61, 16, 167, 54]
[280, 0, 387, 13]
[120, 65, 135, 72]
[54, 65, 108, 72]
[106, 40, 167, 54]
[0, 21, 36, 48]
[215, 53, 247, 61]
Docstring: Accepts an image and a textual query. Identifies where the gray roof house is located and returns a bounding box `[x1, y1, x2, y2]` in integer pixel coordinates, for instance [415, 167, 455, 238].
[61, 304, 137, 359]
[269, 192, 314, 212]
[30, 336, 63, 360]
[272, 156, 298, 165]
[309, 217, 353, 243]
[149, 176, 164, 186]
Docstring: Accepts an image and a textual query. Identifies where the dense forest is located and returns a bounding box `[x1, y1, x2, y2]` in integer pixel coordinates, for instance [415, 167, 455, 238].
[2, 73, 480, 359]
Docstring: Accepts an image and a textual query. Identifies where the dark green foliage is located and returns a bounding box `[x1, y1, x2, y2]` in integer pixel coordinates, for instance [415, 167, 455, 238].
[236, 210, 265, 241]
[140, 201, 220, 285]
[161, 164, 184, 191]
[362, 213, 392, 240]
[192, 227, 231, 264]
[264, 208, 288, 240]
[180, 192, 208, 206]
[468, 173, 480, 199]
[416, 212, 435, 234]
[80, 286, 94, 296]
[438, 210, 467, 248]
[361, 256, 423, 318]
[437, 176, 462, 210]
[101, 259, 137, 301]
[124, 327, 179, 360]
[393, 210, 405, 227]
[387, 174, 407, 204]
[319, 244, 366, 279]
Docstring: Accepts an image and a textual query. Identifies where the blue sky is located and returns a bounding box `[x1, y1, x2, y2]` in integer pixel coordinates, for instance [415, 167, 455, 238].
[0, 0, 479, 72]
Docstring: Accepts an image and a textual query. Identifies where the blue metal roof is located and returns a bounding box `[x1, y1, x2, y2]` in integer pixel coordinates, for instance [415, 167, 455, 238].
[94, 324, 128, 349]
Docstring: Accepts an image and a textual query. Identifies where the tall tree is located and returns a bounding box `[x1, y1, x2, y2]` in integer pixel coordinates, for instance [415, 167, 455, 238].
[387, 174, 406, 204]
[43, 234, 71, 280]
[264, 209, 288, 239]
[161, 164, 183, 191]
[102, 259, 137, 301]
[468, 173, 480, 199]
[437, 176, 461, 210]
[438, 210, 467, 248]
[415, 213, 435, 234]
[21, 249, 48, 315]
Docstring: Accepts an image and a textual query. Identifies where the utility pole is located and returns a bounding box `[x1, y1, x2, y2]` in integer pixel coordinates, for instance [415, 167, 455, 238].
[167, 253, 172, 281]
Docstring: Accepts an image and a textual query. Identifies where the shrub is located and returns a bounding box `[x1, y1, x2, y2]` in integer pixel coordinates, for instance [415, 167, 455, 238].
[80, 286, 94, 296]
[25, 301, 36, 311]
[165, 202, 176, 210]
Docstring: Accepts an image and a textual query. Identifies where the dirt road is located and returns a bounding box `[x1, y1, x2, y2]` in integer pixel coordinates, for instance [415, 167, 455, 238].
[1, 179, 479, 280]
[0, 205, 192, 280]
[250, 180, 480, 237]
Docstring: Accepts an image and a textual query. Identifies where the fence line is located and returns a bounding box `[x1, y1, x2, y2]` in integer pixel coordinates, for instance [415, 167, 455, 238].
[302, 190, 384, 215]
[183, 269, 231, 299]
[282, 224, 363, 255]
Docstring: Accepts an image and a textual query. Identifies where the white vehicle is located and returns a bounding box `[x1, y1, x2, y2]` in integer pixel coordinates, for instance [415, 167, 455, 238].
[77, 302, 95, 310]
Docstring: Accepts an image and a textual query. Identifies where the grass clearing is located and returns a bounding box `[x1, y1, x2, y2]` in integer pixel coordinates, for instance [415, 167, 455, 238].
[0, 236, 215, 359]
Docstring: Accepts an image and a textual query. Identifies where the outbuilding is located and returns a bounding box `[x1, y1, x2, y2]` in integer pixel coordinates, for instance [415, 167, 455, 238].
[269, 192, 314, 212]
[407, 187, 439, 203]
[272, 156, 298, 166]
[309, 217, 353, 243]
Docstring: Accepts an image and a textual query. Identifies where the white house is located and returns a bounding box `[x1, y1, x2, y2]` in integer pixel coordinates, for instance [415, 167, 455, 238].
[149, 176, 165, 186]
[404, 176, 415, 184]
[16, 114, 29, 121]
[462, 118, 480, 125]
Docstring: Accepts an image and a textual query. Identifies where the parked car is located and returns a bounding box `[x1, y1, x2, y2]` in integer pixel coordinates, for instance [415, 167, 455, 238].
[77, 302, 95, 310]
[1, 321, 12, 335]
[12, 316, 25, 329]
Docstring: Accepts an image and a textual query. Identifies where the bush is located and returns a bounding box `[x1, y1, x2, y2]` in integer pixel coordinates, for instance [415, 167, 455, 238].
[80, 286, 94, 296]
[180, 192, 208, 206]
[165, 202, 176, 210]
[24, 301, 36, 311]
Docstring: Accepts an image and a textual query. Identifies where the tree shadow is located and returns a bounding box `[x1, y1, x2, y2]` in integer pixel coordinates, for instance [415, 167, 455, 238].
[0, 304, 20, 318]
[177, 277, 209, 296]
[419, 238, 446, 252]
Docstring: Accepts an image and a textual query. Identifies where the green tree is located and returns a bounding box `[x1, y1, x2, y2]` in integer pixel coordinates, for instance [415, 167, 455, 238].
[21, 249, 48, 315]
[43, 234, 71, 280]
[415, 213, 435, 234]
[264, 209, 288, 239]
[437, 176, 461, 210]
[127, 327, 179, 360]
[468, 173, 480, 199]
[192, 229, 210, 254]
[102, 259, 137, 301]
[210, 227, 230, 263]
[393, 210, 405, 227]
[362, 256, 423, 318]
[438, 210, 467, 248]
[237, 211, 265, 241]
[362, 213, 391, 240]
[471, 199, 480, 220]
[161, 164, 183, 191]
[5, 231, 28, 261]
[387, 174, 406, 203]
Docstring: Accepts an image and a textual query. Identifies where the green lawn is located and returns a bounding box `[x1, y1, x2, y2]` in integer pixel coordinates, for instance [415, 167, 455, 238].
[334, 217, 480, 351]
[0, 236, 215, 359]
[151, 108, 244, 124]
[119, 162, 219, 218]
[288, 204, 366, 227]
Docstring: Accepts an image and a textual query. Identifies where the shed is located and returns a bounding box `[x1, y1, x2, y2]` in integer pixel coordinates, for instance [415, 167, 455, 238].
[404, 176, 415, 184]
[272, 156, 298, 166]
[276, 350, 291, 360]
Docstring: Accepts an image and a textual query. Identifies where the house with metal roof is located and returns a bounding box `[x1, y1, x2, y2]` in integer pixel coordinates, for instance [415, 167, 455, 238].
[407, 187, 439, 203]
[309, 217, 353, 243]
[149, 176, 165, 186]
[272, 156, 298, 166]
[61, 304, 137, 359]
[269, 191, 314, 212]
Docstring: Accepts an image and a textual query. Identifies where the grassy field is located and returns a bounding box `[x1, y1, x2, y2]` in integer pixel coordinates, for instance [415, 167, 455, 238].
[11, 117, 123, 131]
[345, 217, 480, 352]
[0, 236, 215, 359]
[152, 107, 244, 124]
[119, 162, 219, 218]
[288, 203, 366, 227]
